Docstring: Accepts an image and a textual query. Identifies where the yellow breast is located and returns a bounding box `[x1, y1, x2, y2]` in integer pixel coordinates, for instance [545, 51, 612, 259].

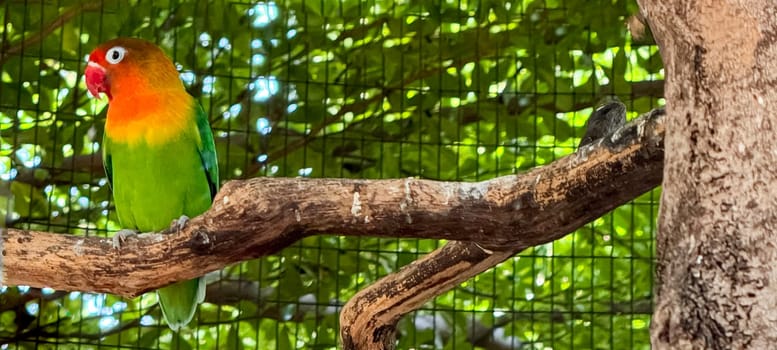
[105, 91, 195, 146]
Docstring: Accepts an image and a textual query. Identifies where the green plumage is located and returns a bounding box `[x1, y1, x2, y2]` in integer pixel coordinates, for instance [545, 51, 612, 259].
[104, 102, 218, 331]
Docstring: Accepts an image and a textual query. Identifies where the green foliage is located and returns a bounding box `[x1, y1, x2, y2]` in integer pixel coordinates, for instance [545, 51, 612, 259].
[0, 0, 662, 348]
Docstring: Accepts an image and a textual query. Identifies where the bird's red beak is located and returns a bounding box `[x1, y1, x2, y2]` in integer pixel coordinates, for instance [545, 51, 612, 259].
[85, 61, 109, 99]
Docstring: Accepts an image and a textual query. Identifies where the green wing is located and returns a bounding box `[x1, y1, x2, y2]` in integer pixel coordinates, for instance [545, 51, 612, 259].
[194, 104, 219, 200]
[103, 135, 113, 187]
[153, 103, 218, 331]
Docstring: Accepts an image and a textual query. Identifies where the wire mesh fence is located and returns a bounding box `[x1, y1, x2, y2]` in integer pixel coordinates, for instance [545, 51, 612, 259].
[1, 0, 662, 349]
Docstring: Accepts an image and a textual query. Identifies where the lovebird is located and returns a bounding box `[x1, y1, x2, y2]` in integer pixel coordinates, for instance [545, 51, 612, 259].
[84, 38, 219, 331]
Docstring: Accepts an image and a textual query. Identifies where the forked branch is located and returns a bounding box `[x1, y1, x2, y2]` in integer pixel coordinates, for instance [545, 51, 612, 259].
[339, 108, 665, 349]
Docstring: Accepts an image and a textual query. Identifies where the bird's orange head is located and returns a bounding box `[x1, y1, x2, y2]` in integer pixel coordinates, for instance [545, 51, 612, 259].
[85, 38, 183, 100]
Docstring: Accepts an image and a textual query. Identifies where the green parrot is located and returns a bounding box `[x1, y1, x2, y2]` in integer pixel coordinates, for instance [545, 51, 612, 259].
[84, 37, 219, 331]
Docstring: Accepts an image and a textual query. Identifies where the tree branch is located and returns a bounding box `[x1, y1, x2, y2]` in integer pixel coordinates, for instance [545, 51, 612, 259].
[339, 108, 665, 349]
[1, 109, 664, 303]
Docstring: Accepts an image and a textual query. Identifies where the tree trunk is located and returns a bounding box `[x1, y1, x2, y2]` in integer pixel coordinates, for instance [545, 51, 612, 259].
[638, 0, 777, 348]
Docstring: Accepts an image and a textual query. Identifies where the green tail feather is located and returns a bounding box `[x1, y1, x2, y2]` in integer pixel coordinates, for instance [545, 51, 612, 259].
[157, 277, 206, 331]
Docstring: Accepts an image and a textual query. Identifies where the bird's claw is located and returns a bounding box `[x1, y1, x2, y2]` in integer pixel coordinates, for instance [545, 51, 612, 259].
[112, 229, 137, 249]
[171, 215, 190, 232]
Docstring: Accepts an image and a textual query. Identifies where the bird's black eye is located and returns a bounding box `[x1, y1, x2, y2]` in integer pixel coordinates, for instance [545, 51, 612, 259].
[105, 46, 126, 64]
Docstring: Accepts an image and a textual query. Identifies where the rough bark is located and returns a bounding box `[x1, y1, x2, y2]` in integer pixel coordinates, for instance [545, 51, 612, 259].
[1, 109, 664, 300]
[637, 1, 777, 348]
[340, 242, 518, 350]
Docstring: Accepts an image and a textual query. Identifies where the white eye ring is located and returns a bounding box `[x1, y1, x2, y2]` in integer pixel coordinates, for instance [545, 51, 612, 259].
[105, 46, 127, 64]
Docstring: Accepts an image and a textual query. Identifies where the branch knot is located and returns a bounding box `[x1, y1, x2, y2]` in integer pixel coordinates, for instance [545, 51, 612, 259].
[189, 229, 215, 254]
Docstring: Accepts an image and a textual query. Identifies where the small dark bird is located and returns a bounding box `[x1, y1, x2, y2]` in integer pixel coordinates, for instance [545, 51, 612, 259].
[578, 99, 627, 148]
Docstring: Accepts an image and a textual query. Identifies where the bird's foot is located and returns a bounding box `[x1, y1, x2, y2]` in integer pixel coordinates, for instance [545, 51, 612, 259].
[170, 215, 190, 232]
[112, 229, 138, 249]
